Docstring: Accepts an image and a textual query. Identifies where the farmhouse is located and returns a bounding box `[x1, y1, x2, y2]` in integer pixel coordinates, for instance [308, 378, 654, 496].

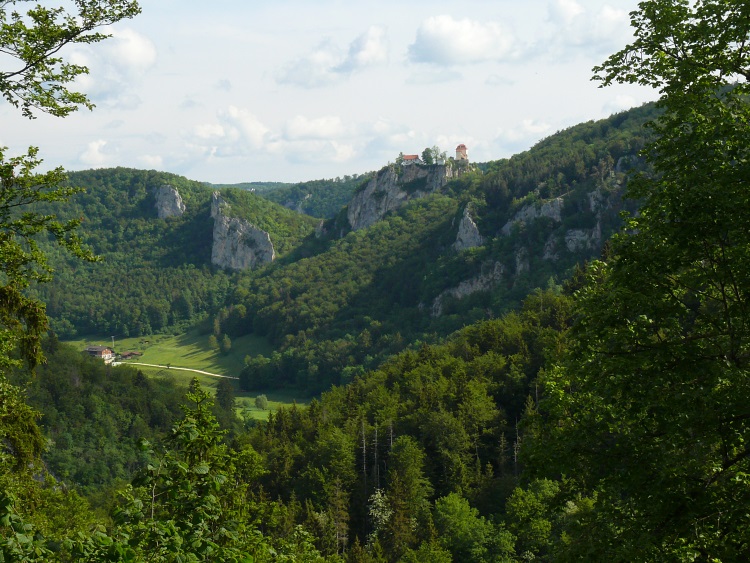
[401, 154, 422, 166]
[85, 346, 114, 362]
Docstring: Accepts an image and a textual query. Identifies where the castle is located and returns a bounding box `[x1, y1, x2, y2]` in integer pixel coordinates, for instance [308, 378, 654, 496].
[456, 143, 468, 162]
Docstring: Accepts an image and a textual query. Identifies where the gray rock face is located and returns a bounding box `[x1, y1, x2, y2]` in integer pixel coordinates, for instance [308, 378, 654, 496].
[210, 192, 275, 271]
[453, 206, 484, 251]
[347, 164, 452, 231]
[154, 184, 186, 219]
[431, 262, 505, 317]
[500, 197, 564, 236]
[565, 221, 602, 253]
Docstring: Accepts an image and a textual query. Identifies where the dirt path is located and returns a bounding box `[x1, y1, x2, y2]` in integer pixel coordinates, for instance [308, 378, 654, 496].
[113, 361, 239, 380]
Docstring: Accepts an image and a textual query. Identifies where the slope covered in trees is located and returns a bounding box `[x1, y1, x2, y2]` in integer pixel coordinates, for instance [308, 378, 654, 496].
[31, 168, 318, 338]
[9, 1, 750, 559]
[259, 174, 373, 219]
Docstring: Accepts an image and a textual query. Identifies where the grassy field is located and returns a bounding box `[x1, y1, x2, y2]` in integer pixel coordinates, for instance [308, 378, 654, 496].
[65, 330, 311, 419]
[66, 330, 273, 377]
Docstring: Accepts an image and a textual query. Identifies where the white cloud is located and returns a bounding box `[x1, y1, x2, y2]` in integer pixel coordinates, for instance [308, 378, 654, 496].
[485, 74, 514, 87]
[139, 154, 164, 168]
[79, 140, 113, 166]
[548, 0, 585, 24]
[544, 2, 630, 57]
[336, 26, 388, 72]
[283, 115, 346, 141]
[602, 94, 638, 115]
[408, 16, 515, 66]
[266, 139, 357, 164]
[72, 27, 157, 109]
[277, 26, 388, 88]
[492, 119, 553, 155]
[187, 106, 269, 159]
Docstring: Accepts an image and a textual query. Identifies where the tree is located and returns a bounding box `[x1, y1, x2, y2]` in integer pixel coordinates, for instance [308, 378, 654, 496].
[433, 493, 515, 563]
[215, 377, 236, 412]
[0, 0, 142, 553]
[1, 0, 141, 118]
[420, 147, 434, 165]
[255, 393, 269, 411]
[208, 334, 220, 351]
[530, 1, 750, 559]
[71, 379, 273, 561]
[220, 333, 232, 355]
[1, 0, 141, 370]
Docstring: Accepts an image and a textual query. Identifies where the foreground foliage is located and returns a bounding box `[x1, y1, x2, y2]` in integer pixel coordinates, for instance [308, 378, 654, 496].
[528, 0, 750, 559]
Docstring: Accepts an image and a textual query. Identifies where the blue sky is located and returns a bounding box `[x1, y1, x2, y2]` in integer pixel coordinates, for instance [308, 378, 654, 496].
[3, 0, 658, 183]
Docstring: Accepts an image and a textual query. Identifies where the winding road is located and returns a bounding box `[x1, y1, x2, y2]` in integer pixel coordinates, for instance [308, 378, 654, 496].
[112, 361, 239, 380]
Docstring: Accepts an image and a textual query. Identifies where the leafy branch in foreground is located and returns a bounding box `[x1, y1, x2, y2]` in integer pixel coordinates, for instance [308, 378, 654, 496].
[529, 1, 750, 560]
[0, 146, 98, 370]
[0, 0, 142, 118]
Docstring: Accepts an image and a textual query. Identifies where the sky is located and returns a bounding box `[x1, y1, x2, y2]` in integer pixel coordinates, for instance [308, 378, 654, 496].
[2, 0, 660, 184]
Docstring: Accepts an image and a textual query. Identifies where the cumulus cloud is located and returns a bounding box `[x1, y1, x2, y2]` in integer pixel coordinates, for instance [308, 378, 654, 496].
[336, 26, 388, 72]
[72, 27, 157, 109]
[548, 0, 585, 24]
[189, 106, 270, 158]
[544, 1, 630, 57]
[139, 154, 164, 168]
[277, 26, 388, 88]
[265, 139, 356, 164]
[79, 139, 113, 166]
[492, 119, 553, 155]
[187, 107, 358, 165]
[407, 16, 515, 66]
[283, 115, 346, 141]
[602, 94, 638, 115]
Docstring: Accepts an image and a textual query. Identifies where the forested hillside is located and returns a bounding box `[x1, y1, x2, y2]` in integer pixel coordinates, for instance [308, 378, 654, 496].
[6, 1, 750, 560]
[24, 101, 659, 397]
[259, 174, 373, 219]
[32, 168, 318, 338]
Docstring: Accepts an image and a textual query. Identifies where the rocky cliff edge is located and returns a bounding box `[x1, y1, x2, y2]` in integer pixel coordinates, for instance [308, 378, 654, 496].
[210, 191, 275, 271]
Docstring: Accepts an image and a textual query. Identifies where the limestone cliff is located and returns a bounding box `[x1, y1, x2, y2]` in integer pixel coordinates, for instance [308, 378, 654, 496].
[153, 184, 186, 219]
[453, 205, 484, 251]
[431, 262, 505, 317]
[347, 164, 453, 231]
[210, 192, 275, 271]
[500, 197, 564, 236]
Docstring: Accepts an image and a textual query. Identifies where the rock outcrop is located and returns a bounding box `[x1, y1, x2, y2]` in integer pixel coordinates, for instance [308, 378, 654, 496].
[431, 262, 505, 317]
[500, 197, 564, 236]
[210, 192, 275, 271]
[453, 206, 484, 251]
[565, 221, 602, 253]
[347, 164, 452, 231]
[154, 184, 186, 219]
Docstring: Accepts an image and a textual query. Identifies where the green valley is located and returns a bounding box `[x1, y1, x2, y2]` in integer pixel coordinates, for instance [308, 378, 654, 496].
[3, 1, 750, 560]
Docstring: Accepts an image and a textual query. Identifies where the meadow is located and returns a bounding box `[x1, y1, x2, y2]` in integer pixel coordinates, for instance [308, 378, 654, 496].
[65, 330, 310, 418]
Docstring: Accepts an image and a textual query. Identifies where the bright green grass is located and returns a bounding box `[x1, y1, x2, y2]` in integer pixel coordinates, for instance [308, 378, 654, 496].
[129, 365, 309, 422]
[65, 331, 310, 419]
[66, 330, 273, 378]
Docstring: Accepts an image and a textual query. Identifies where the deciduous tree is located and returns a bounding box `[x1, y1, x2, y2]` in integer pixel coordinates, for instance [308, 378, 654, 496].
[531, 1, 750, 559]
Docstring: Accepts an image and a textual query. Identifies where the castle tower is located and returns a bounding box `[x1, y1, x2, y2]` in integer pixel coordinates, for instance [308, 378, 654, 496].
[456, 143, 468, 162]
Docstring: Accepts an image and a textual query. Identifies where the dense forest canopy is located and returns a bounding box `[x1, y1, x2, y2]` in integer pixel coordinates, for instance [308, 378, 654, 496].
[3, 0, 750, 561]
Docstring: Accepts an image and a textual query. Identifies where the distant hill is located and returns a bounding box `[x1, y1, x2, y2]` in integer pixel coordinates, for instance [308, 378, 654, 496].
[37, 103, 658, 391]
[208, 181, 292, 193]
[209, 175, 373, 220]
[256, 174, 374, 219]
[33, 168, 317, 338]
